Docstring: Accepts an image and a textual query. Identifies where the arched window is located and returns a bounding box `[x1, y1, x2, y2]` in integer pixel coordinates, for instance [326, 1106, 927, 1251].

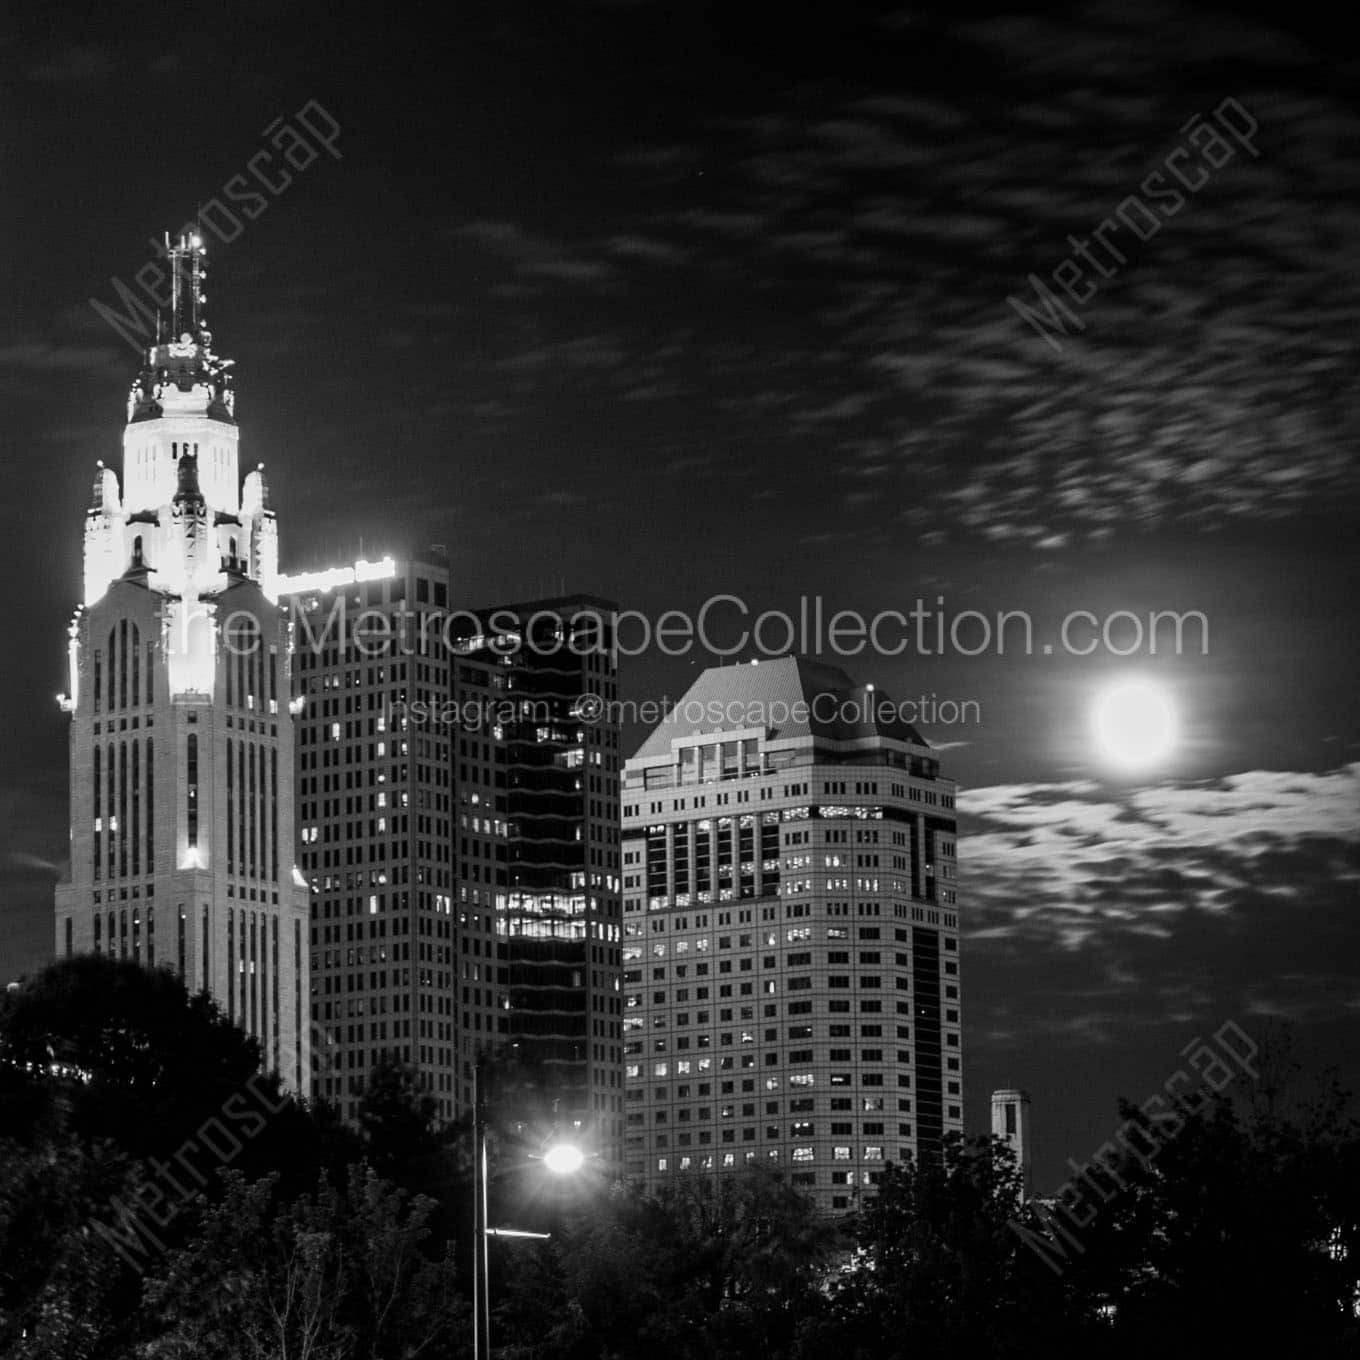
[186, 733, 199, 848]
[132, 535, 144, 568]
[107, 627, 118, 711]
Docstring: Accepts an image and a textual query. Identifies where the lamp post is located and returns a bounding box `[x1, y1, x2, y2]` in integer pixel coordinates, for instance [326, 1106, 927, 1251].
[472, 1058, 491, 1360]
[471, 1058, 585, 1360]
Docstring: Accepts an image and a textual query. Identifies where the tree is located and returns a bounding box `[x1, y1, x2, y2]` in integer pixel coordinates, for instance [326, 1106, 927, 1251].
[356, 1058, 440, 1180]
[0, 954, 359, 1199]
[138, 1164, 466, 1360]
[497, 1168, 834, 1360]
[0, 956, 264, 1155]
[799, 1136, 1100, 1360]
[0, 1137, 144, 1360]
[1089, 1078, 1360, 1359]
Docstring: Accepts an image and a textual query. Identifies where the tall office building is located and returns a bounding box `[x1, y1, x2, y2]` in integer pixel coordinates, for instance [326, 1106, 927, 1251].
[282, 552, 456, 1119]
[282, 577, 624, 1163]
[54, 234, 310, 1090]
[450, 597, 624, 1169]
[621, 657, 962, 1212]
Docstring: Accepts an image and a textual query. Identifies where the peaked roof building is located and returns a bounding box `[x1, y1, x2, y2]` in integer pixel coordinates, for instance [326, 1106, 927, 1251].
[622, 657, 962, 1212]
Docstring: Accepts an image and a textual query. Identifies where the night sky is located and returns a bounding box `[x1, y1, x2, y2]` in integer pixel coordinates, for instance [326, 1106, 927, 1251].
[3, 0, 1357, 1189]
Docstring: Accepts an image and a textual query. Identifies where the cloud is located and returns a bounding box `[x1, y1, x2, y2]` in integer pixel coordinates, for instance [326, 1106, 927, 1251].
[457, 219, 616, 286]
[958, 764, 1360, 1039]
[0, 342, 123, 376]
[28, 45, 117, 89]
[431, 3, 1360, 551]
[604, 234, 691, 264]
[575, 5, 1360, 546]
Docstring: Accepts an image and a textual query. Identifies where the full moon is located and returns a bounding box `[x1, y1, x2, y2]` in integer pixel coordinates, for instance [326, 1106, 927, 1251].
[1092, 680, 1178, 769]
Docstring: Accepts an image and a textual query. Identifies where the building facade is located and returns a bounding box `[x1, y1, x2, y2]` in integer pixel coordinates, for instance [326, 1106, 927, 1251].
[283, 552, 456, 1119]
[991, 1086, 1033, 1200]
[621, 657, 962, 1212]
[281, 578, 624, 1164]
[449, 598, 623, 1169]
[54, 234, 310, 1091]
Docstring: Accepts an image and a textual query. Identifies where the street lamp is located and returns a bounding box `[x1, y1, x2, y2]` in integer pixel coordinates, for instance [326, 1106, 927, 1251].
[472, 1059, 587, 1360]
[542, 1141, 586, 1176]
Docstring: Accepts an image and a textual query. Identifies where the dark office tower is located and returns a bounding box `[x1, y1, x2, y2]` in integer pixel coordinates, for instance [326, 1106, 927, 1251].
[450, 597, 623, 1170]
[282, 551, 457, 1119]
[621, 657, 962, 1214]
[54, 234, 309, 1092]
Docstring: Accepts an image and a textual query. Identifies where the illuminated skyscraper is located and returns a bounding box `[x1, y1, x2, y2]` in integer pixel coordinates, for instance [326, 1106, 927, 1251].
[54, 234, 310, 1090]
[283, 551, 457, 1119]
[621, 657, 962, 1212]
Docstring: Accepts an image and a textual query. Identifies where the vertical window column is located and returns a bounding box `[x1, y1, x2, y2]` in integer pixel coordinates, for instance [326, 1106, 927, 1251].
[146, 741, 154, 870]
[227, 740, 235, 875]
[270, 748, 278, 881]
[131, 743, 141, 876]
[186, 733, 199, 850]
[118, 742, 128, 877]
[93, 746, 102, 879]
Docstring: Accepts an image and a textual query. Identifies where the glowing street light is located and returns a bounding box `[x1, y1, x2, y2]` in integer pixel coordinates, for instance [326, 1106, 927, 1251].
[473, 1060, 588, 1360]
[542, 1141, 586, 1176]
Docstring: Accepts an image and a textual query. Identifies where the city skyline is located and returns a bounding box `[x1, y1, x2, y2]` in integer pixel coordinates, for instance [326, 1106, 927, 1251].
[4, 0, 1359, 1196]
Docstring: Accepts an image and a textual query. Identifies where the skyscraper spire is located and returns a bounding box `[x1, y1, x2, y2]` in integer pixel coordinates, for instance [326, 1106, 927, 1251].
[165, 229, 208, 343]
[127, 232, 233, 430]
